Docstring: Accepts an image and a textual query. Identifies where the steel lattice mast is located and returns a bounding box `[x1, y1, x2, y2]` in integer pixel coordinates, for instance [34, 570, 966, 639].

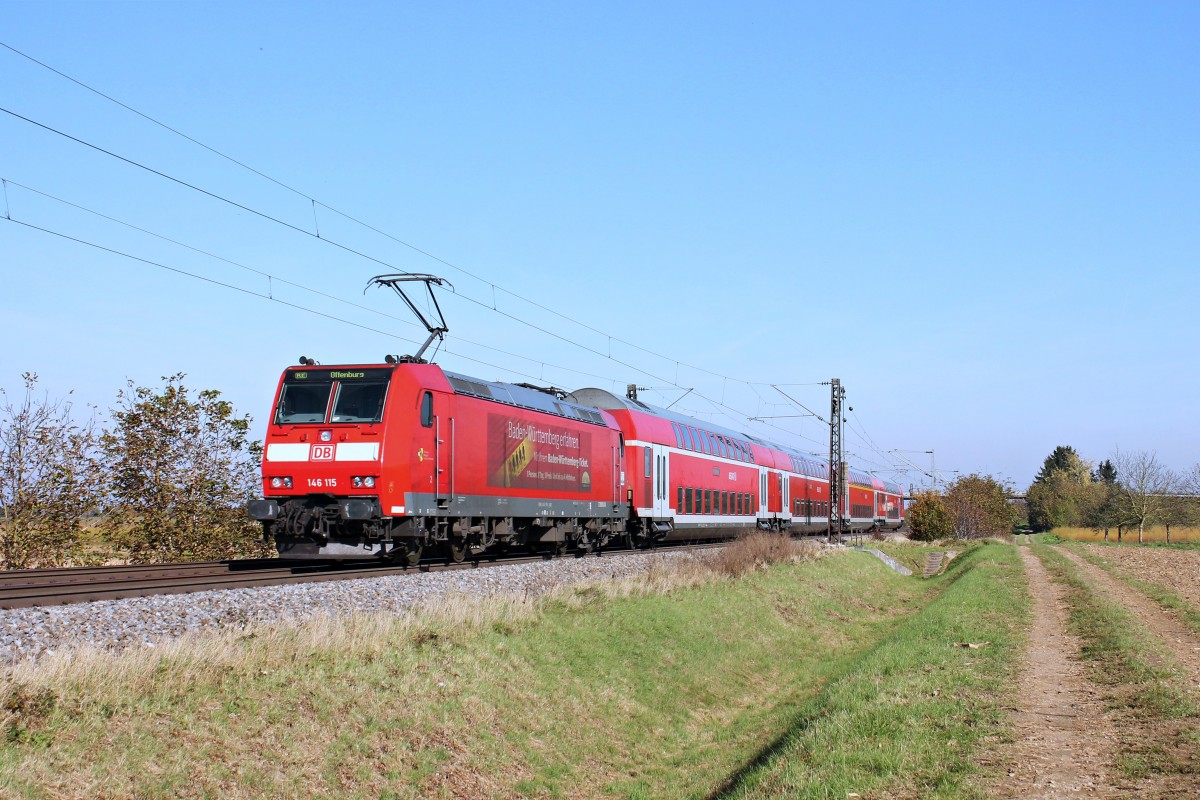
[827, 378, 845, 542]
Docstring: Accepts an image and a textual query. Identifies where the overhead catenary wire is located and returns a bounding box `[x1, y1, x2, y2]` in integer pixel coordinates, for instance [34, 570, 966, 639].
[0, 40, 828, 393]
[0, 43, 922, 469]
[9, 209, 911, 473]
[1, 179, 623, 386]
[0, 105, 745, 397]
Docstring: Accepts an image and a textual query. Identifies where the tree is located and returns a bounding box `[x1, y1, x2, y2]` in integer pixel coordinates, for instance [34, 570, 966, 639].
[0, 373, 102, 568]
[1093, 459, 1117, 485]
[943, 474, 1017, 539]
[1158, 491, 1194, 544]
[1110, 449, 1174, 545]
[1026, 445, 1092, 532]
[1035, 446, 1089, 484]
[100, 374, 268, 562]
[1080, 478, 1122, 542]
[907, 490, 953, 541]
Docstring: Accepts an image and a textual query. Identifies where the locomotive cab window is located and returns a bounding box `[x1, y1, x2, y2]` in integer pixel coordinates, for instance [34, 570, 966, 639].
[275, 381, 332, 424]
[332, 381, 388, 423]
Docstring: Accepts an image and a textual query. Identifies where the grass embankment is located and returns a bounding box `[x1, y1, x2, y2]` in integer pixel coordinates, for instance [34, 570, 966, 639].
[1031, 544, 1200, 781]
[1052, 525, 1200, 544]
[1063, 543, 1200, 639]
[2, 540, 1023, 799]
[719, 541, 1026, 799]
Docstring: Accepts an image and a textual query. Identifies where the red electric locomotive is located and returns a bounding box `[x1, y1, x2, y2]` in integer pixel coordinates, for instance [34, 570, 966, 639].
[248, 362, 626, 561]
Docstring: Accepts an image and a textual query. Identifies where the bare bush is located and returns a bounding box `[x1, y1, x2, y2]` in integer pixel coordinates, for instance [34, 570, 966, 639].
[710, 532, 820, 577]
[0, 373, 102, 568]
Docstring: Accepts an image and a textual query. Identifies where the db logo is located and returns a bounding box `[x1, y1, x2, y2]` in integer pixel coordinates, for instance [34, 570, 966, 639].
[310, 444, 335, 461]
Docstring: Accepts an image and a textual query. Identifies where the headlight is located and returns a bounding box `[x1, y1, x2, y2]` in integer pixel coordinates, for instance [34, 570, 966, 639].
[283, 477, 293, 488]
[270, 477, 283, 488]
[364, 476, 376, 488]
[352, 477, 363, 488]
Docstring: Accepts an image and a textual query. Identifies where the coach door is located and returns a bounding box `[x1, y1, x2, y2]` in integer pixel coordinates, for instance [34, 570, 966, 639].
[767, 471, 783, 514]
[651, 444, 671, 518]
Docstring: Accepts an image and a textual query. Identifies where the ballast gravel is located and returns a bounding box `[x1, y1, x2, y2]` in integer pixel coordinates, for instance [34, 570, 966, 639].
[0, 551, 707, 665]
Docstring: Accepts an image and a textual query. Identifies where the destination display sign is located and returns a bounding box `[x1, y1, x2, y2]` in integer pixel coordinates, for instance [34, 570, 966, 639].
[284, 368, 392, 383]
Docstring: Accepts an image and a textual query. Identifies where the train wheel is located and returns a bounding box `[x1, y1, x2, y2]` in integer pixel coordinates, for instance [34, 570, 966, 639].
[403, 544, 422, 566]
[448, 537, 468, 563]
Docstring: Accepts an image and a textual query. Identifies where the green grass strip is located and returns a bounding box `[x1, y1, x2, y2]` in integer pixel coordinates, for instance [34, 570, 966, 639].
[717, 541, 1028, 800]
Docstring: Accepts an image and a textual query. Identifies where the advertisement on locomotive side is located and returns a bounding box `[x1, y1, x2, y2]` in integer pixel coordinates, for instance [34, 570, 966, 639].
[487, 413, 594, 492]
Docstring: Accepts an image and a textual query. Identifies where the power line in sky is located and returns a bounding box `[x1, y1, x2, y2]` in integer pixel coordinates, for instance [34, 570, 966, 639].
[0, 43, 919, 473]
[0, 40, 818, 390]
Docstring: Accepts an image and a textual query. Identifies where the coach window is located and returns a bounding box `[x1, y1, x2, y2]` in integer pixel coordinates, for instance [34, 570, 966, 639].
[677, 486, 683, 512]
[685, 487, 693, 514]
[420, 391, 434, 427]
[644, 448, 651, 480]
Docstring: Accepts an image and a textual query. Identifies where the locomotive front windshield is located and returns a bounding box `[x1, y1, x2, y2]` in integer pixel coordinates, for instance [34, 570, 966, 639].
[274, 368, 392, 425]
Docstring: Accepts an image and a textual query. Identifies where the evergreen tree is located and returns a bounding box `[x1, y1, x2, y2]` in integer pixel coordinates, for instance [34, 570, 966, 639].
[1027, 445, 1092, 532]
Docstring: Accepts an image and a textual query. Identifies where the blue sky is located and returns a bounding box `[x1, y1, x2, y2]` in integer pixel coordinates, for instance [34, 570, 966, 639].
[2, 1, 1197, 489]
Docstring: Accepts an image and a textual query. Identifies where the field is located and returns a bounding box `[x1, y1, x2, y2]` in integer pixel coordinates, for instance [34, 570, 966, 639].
[2, 537, 1198, 798]
[1052, 525, 1200, 544]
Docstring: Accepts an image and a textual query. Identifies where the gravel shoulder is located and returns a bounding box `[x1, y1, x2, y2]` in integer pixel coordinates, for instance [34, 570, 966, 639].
[989, 546, 1122, 798]
[0, 551, 704, 666]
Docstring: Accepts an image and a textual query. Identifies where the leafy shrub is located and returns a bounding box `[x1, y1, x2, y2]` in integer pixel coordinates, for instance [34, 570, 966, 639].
[907, 491, 953, 541]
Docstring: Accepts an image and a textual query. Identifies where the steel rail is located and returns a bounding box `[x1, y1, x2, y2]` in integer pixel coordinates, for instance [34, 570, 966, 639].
[0, 542, 729, 611]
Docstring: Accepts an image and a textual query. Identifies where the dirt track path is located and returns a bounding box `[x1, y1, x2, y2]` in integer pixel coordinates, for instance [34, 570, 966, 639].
[1061, 546, 1200, 683]
[989, 547, 1122, 798]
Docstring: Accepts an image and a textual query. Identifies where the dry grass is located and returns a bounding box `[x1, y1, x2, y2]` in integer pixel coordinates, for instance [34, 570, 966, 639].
[708, 531, 821, 576]
[1, 537, 820, 710]
[0, 540, 883, 799]
[1054, 525, 1200, 544]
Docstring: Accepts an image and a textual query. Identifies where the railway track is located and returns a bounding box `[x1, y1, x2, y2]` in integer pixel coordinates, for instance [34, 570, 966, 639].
[0, 543, 727, 610]
[0, 555, 553, 610]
